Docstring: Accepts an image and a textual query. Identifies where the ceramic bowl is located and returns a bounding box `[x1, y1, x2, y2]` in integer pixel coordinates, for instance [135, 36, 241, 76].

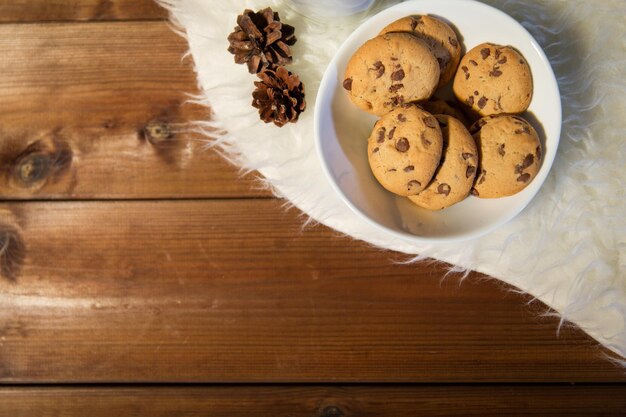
[314, 0, 561, 243]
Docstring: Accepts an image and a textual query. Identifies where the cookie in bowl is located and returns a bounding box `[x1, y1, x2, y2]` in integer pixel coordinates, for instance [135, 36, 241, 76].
[368, 105, 443, 196]
[379, 14, 461, 88]
[343, 33, 440, 116]
[409, 114, 478, 210]
[471, 114, 542, 198]
[453, 43, 532, 117]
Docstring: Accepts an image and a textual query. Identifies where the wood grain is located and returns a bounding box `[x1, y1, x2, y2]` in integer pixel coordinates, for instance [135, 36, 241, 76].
[0, 200, 622, 383]
[0, 0, 166, 22]
[0, 21, 267, 199]
[2, 385, 626, 416]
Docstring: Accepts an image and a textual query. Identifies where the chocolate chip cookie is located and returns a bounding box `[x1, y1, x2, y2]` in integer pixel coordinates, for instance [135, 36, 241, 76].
[343, 33, 440, 116]
[408, 115, 478, 210]
[470, 114, 542, 198]
[453, 43, 533, 116]
[379, 15, 461, 89]
[368, 105, 443, 196]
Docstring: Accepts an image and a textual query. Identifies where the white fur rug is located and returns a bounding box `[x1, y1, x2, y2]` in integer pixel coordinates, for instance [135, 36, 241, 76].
[158, 0, 626, 361]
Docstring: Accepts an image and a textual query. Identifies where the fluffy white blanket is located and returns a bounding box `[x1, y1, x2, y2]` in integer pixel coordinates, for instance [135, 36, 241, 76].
[158, 0, 626, 361]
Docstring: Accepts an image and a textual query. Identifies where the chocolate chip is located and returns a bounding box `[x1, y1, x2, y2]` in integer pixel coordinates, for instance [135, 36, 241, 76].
[437, 183, 451, 196]
[388, 168, 397, 172]
[391, 69, 405, 81]
[517, 173, 531, 183]
[536, 146, 542, 161]
[370, 61, 385, 78]
[423, 116, 437, 128]
[389, 84, 404, 93]
[421, 132, 431, 147]
[470, 188, 479, 196]
[467, 96, 474, 106]
[494, 49, 502, 60]
[522, 154, 534, 168]
[395, 137, 410, 152]
[489, 68, 503, 77]
[372, 147, 379, 153]
[474, 90, 479, 96]
[342, 78, 352, 91]
[397, 113, 407, 122]
[469, 59, 478, 66]
[481, 48, 490, 59]
[449, 37, 458, 47]
[390, 57, 398, 61]
[462, 153, 474, 160]
[514, 164, 523, 174]
[461, 65, 470, 79]
[388, 126, 396, 139]
[404, 165, 415, 172]
[377, 127, 386, 143]
[498, 56, 507, 64]
[477, 96, 487, 109]
[514, 126, 531, 135]
[407, 180, 421, 190]
[498, 143, 506, 156]
[519, 59, 525, 65]
[466, 165, 476, 178]
[477, 169, 486, 185]
[385, 96, 405, 107]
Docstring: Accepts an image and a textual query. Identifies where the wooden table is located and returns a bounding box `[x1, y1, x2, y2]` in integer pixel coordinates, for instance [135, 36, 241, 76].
[1, 1, 625, 415]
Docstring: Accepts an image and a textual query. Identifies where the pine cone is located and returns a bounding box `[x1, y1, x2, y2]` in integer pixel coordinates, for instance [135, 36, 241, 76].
[252, 66, 306, 127]
[227, 8, 297, 74]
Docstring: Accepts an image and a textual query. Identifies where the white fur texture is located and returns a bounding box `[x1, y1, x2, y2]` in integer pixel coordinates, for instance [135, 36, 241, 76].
[159, 0, 626, 361]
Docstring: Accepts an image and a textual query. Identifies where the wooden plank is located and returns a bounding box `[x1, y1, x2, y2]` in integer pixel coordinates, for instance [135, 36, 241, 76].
[1, 385, 626, 416]
[0, 0, 166, 22]
[0, 200, 623, 383]
[0, 22, 267, 199]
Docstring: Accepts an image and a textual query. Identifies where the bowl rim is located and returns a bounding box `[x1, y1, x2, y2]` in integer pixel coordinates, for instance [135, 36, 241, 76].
[314, 0, 562, 244]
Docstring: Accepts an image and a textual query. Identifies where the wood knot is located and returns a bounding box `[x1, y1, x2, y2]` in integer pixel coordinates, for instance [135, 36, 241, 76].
[320, 406, 344, 417]
[143, 121, 173, 144]
[0, 224, 26, 282]
[15, 153, 50, 186]
[11, 139, 73, 190]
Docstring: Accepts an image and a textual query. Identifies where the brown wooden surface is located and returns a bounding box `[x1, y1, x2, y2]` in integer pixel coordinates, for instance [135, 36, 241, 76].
[0, 0, 624, 414]
[0, 21, 267, 199]
[2, 385, 626, 416]
[0, 200, 623, 383]
[0, 0, 166, 22]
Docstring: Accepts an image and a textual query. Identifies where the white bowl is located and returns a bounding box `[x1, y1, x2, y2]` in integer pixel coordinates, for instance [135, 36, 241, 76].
[314, 0, 561, 243]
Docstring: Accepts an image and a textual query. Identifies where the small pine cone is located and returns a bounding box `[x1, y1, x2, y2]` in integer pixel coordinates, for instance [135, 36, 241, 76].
[227, 8, 297, 74]
[252, 66, 306, 127]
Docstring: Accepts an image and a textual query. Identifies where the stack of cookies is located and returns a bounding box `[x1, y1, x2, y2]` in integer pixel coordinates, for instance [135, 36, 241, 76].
[342, 15, 542, 210]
